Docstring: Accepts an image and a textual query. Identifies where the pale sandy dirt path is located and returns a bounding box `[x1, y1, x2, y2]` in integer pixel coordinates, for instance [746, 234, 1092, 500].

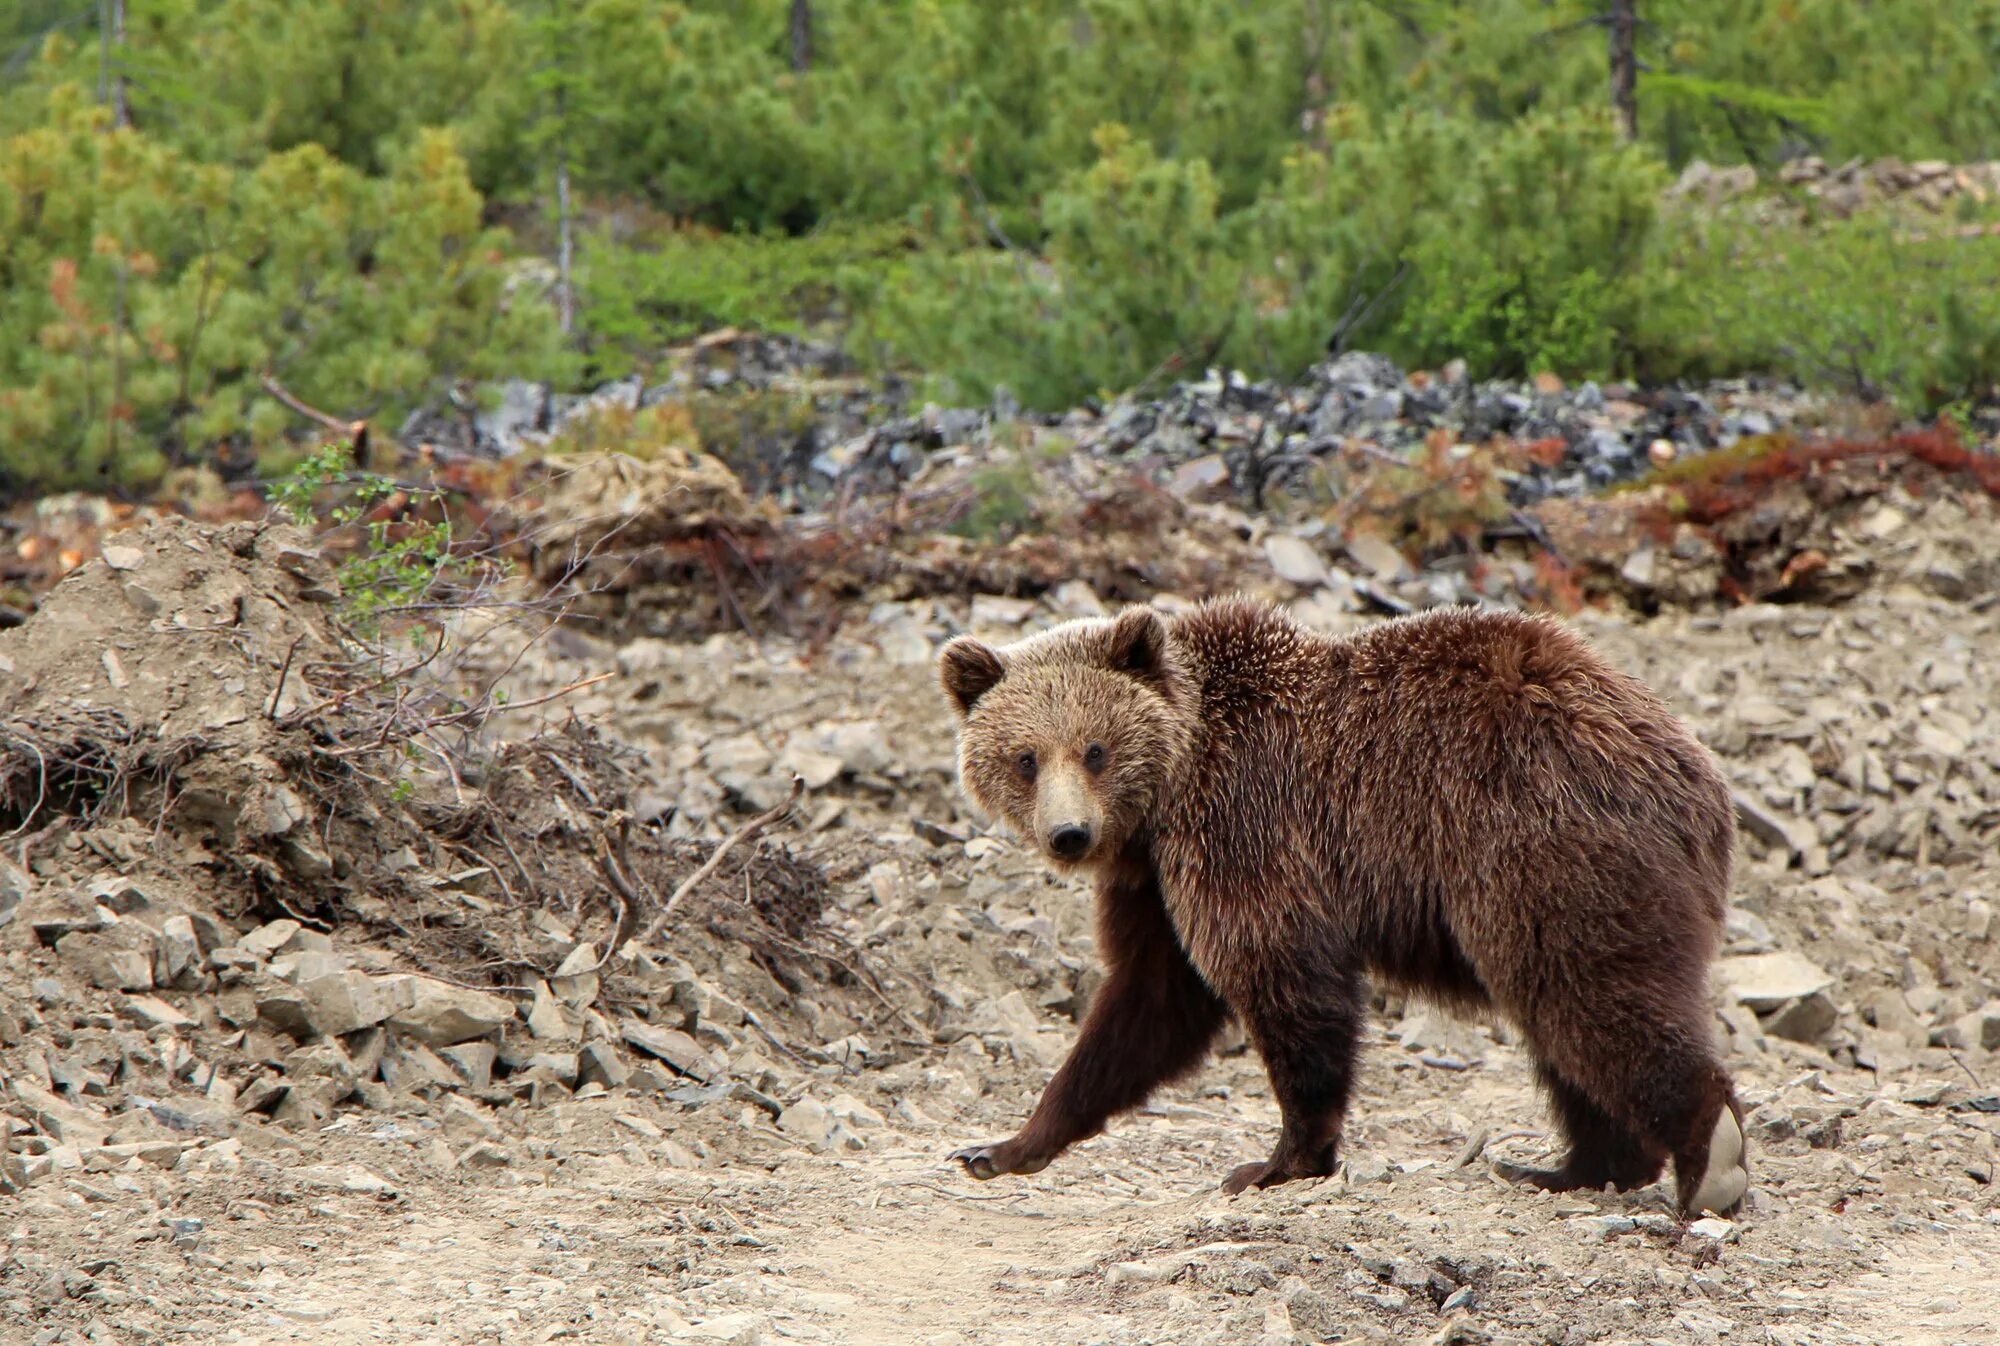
[14, 1037, 1998, 1346]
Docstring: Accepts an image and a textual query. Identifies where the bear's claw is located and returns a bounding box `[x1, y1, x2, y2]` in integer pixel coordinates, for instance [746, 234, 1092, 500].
[1221, 1160, 1274, 1195]
[949, 1142, 1050, 1180]
[950, 1144, 1005, 1180]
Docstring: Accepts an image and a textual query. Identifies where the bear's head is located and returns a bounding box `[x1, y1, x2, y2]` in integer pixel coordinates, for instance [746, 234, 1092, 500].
[938, 606, 1193, 871]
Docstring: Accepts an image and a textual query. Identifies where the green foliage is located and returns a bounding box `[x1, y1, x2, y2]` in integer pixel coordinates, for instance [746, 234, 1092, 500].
[9, 0, 2000, 493]
[578, 223, 913, 378]
[951, 458, 1043, 542]
[1239, 107, 1453, 375]
[267, 443, 351, 524]
[871, 109, 1665, 407]
[271, 443, 452, 636]
[0, 93, 567, 494]
[868, 126, 1246, 409]
[1638, 205, 2000, 410]
[1382, 110, 1665, 377]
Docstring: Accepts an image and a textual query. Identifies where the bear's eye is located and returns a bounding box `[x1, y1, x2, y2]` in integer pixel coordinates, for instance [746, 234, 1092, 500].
[1083, 742, 1107, 773]
[1016, 749, 1038, 780]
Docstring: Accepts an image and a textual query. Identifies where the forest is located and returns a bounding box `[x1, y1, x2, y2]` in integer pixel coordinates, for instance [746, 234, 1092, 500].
[6, 0, 2000, 493]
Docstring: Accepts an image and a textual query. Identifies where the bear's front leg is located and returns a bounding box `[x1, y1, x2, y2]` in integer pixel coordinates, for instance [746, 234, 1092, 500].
[953, 860, 1227, 1180]
[1222, 964, 1365, 1195]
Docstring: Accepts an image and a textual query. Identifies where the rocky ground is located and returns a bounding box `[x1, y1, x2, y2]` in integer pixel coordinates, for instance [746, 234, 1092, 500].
[4, 471, 1999, 1345]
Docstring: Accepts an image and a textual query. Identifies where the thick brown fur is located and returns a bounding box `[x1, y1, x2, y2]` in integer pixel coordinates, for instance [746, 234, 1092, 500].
[939, 597, 1747, 1215]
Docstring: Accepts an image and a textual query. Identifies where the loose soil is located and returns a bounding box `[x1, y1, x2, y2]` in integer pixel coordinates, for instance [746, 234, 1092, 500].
[4, 493, 1998, 1346]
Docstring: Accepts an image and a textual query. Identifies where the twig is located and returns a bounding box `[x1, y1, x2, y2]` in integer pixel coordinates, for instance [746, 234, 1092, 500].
[1345, 440, 1416, 470]
[491, 822, 541, 904]
[260, 371, 365, 444]
[577, 816, 645, 976]
[0, 733, 48, 839]
[280, 627, 449, 727]
[631, 777, 804, 950]
[743, 1007, 812, 1069]
[734, 910, 925, 1041]
[540, 746, 599, 806]
[427, 672, 613, 729]
[1474, 1128, 1550, 1167]
[1450, 1126, 1491, 1169]
[266, 636, 304, 720]
[315, 673, 613, 758]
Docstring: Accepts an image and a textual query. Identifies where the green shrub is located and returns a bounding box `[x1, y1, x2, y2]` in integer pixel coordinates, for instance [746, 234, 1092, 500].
[870, 109, 1666, 403]
[271, 444, 451, 638]
[1638, 204, 2000, 410]
[1241, 106, 1474, 375]
[1382, 110, 1665, 377]
[0, 94, 567, 495]
[577, 222, 914, 378]
[865, 125, 1246, 410]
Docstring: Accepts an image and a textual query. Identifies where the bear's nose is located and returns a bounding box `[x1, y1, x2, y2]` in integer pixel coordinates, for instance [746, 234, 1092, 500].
[1048, 824, 1092, 859]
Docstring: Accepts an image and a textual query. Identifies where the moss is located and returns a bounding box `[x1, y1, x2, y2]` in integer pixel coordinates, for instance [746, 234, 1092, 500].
[543, 402, 701, 460]
[1609, 432, 1799, 495]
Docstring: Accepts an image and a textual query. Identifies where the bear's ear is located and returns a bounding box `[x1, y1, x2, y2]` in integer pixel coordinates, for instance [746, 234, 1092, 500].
[939, 636, 1005, 717]
[1106, 606, 1171, 689]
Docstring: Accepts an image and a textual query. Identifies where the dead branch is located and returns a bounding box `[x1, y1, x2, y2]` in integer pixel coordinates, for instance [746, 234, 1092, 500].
[629, 777, 804, 951]
[261, 371, 366, 448]
[266, 635, 305, 720]
[281, 627, 450, 727]
[426, 672, 613, 730]
[743, 1007, 812, 1069]
[577, 815, 646, 976]
[0, 733, 48, 840]
[740, 912, 926, 1039]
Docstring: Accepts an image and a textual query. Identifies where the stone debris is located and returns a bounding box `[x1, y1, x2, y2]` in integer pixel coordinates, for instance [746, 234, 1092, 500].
[1718, 953, 1836, 1012]
[56, 926, 156, 991]
[1263, 535, 1328, 587]
[296, 970, 413, 1037]
[624, 1021, 708, 1079]
[385, 977, 517, 1046]
[2, 497, 1998, 1342]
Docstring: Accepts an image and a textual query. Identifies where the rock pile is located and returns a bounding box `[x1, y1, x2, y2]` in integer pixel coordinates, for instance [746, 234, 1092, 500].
[400, 331, 1844, 521]
[0, 518, 882, 1199]
[1671, 154, 2000, 215]
[705, 349, 1830, 515]
[396, 329, 878, 473]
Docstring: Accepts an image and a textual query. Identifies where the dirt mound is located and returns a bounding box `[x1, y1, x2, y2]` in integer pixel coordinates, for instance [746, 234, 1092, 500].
[0, 517, 881, 1209]
[516, 448, 1273, 640]
[521, 449, 781, 586]
[1535, 444, 2000, 609]
[0, 518, 347, 875]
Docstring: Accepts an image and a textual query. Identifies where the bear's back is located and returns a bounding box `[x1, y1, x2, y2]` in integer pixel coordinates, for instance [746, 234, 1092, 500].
[1168, 600, 1706, 788]
[1154, 600, 1733, 960]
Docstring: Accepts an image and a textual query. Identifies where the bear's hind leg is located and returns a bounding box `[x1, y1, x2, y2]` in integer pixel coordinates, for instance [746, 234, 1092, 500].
[1222, 967, 1366, 1195]
[1605, 1029, 1747, 1217]
[1494, 1064, 1664, 1194]
[1524, 1005, 1749, 1217]
[1673, 1073, 1748, 1218]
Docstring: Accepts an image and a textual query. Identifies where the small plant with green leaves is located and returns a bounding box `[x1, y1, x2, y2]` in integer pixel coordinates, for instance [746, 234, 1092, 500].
[270, 443, 453, 639]
[1938, 398, 1978, 444]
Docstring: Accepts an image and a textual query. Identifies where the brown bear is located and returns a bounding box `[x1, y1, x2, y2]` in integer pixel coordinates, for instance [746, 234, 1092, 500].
[938, 596, 1747, 1216]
